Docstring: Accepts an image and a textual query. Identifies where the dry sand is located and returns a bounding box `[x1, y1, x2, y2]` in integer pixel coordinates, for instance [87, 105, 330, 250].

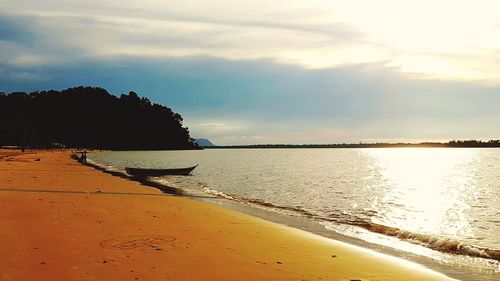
[0, 150, 457, 281]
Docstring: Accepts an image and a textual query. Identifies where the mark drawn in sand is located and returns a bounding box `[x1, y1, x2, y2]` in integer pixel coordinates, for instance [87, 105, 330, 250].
[100, 235, 176, 250]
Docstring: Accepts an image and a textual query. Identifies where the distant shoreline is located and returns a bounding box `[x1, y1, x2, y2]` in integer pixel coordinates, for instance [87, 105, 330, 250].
[3, 139, 500, 150]
[203, 140, 500, 149]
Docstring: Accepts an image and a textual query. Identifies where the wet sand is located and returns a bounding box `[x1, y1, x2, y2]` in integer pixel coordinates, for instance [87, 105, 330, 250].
[0, 150, 457, 281]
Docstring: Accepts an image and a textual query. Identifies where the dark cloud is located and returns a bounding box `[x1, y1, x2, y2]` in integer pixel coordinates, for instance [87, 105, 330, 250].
[1, 56, 500, 144]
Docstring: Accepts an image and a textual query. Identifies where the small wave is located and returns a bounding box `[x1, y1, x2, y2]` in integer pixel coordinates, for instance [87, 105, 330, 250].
[237, 197, 500, 262]
[87, 159, 123, 174]
[344, 220, 500, 261]
[202, 187, 234, 200]
[243, 198, 318, 218]
[395, 229, 500, 261]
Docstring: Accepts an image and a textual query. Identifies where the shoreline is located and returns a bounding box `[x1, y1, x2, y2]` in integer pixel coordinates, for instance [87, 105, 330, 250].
[87, 150, 499, 280]
[1, 149, 458, 280]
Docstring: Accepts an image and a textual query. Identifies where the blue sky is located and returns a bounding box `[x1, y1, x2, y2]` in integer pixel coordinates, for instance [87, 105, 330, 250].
[1, 1, 500, 145]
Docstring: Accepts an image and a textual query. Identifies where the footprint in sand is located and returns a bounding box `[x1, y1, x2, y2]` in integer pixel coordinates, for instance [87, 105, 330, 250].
[99, 235, 176, 251]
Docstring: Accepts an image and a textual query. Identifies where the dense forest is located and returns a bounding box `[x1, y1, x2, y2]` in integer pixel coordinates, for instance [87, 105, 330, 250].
[0, 87, 198, 150]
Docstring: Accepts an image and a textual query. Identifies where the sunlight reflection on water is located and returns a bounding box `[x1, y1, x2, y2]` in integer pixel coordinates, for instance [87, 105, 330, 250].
[364, 148, 475, 239]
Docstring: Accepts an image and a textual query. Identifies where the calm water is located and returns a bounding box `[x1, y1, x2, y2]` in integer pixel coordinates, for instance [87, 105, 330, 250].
[90, 148, 500, 279]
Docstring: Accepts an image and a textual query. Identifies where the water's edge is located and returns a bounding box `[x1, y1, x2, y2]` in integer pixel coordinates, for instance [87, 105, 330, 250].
[80, 153, 500, 281]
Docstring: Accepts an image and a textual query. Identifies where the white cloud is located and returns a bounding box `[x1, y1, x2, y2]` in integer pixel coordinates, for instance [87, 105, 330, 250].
[8, 54, 49, 67]
[1, 0, 500, 82]
[198, 122, 225, 127]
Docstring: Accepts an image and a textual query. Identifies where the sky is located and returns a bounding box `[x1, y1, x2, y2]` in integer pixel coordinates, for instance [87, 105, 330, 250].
[1, 0, 500, 145]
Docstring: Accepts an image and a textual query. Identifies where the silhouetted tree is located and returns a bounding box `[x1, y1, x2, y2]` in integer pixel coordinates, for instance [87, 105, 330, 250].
[0, 87, 199, 150]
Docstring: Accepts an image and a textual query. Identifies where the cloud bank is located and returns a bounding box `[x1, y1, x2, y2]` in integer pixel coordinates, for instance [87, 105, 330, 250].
[1, 1, 500, 144]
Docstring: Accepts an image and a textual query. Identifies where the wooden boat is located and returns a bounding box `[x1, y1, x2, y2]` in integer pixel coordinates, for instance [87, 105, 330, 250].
[125, 164, 198, 176]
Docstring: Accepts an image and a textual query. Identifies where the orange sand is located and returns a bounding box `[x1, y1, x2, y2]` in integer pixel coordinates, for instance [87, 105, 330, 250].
[0, 150, 456, 281]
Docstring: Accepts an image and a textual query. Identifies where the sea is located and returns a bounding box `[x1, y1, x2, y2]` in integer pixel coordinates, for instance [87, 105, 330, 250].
[89, 148, 500, 281]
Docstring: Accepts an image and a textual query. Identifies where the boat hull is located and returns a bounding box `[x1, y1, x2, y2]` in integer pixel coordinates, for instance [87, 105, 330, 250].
[125, 165, 198, 176]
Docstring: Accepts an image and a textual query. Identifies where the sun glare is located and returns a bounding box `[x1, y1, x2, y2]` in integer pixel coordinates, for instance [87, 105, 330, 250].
[365, 148, 476, 237]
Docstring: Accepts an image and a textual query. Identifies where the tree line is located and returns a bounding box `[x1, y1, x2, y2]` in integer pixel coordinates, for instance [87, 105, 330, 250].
[0, 86, 199, 150]
[206, 140, 500, 149]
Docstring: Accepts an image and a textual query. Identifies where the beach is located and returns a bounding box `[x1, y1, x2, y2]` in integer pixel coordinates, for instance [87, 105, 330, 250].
[0, 149, 456, 281]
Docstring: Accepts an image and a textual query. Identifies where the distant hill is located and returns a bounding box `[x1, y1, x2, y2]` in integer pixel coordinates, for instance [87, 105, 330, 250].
[195, 138, 215, 147]
[0, 86, 199, 150]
